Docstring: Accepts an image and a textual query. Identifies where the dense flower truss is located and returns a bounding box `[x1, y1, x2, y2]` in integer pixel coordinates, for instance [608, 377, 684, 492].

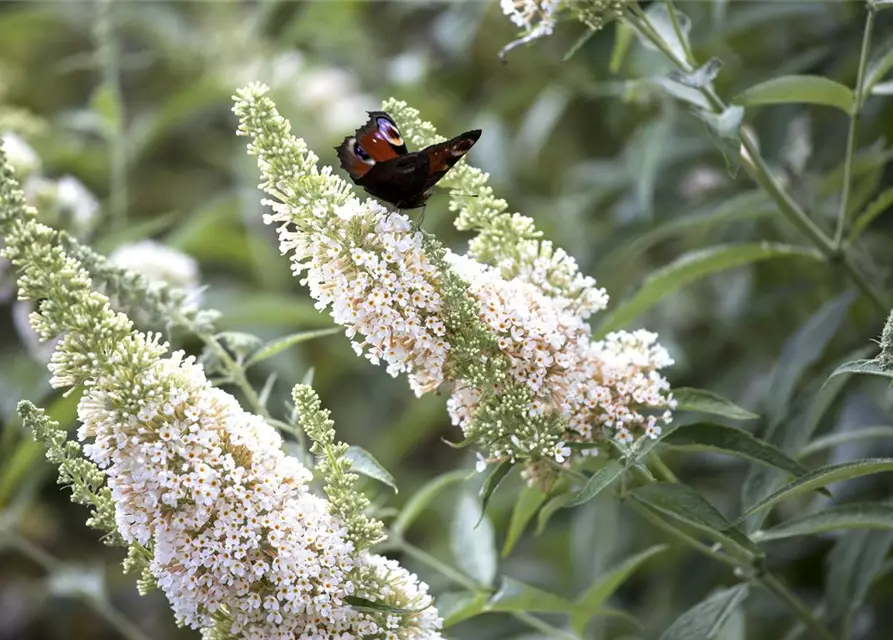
[234, 84, 674, 472]
[447, 255, 673, 455]
[77, 349, 439, 638]
[0, 148, 442, 639]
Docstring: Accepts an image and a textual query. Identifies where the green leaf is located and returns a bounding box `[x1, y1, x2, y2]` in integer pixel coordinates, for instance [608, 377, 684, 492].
[849, 186, 893, 242]
[392, 470, 467, 536]
[487, 577, 577, 614]
[740, 459, 893, 521]
[669, 58, 724, 89]
[596, 244, 822, 337]
[828, 357, 893, 381]
[767, 291, 856, 424]
[799, 426, 893, 459]
[826, 530, 893, 634]
[659, 585, 750, 640]
[90, 82, 121, 137]
[664, 423, 808, 477]
[478, 460, 514, 525]
[565, 461, 625, 508]
[673, 388, 758, 420]
[345, 446, 397, 493]
[693, 105, 744, 177]
[537, 491, 573, 534]
[863, 35, 893, 99]
[451, 492, 497, 587]
[632, 483, 762, 557]
[245, 327, 340, 367]
[733, 75, 854, 113]
[502, 485, 547, 557]
[571, 545, 668, 634]
[345, 595, 428, 615]
[438, 591, 489, 627]
[758, 504, 893, 541]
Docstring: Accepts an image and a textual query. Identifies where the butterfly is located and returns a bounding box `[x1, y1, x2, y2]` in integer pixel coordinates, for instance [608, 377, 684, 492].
[336, 111, 481, 210]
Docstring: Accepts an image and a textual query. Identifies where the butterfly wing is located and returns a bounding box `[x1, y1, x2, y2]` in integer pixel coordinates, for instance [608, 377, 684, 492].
[336, 111, 408, 181]
[418, 129, 482, 193]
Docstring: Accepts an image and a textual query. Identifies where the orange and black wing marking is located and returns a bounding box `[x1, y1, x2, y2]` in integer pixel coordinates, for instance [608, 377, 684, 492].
[420, 129, 482, 193]
[336, 111, 408, 182]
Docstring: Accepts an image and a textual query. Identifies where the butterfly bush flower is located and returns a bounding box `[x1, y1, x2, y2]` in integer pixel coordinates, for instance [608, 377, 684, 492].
[446, 254, 673, 455]
[235, 84, 674, 480]
[0, 148, 442, 639]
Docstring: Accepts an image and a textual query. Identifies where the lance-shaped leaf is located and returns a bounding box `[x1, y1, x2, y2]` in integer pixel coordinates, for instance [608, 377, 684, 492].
[392, 470, 468, 536]
[565, 461, 625, 508]
[828, 358, 893, 381]
[739, 459, 893, 521]
[759, 504, 893, 541]
[478, 460, 514, 525]
[345, 595, 429, 615]
[503, 485, 548, 557]
[245, 327, 340, 367]
[664, 423, 808, 477]
[659, 585, 750, 640]
[345, 446, 397, 493]
[437, 591, 489, 627]
[672, 388, 758, 420]
[733, 75, 854, 113]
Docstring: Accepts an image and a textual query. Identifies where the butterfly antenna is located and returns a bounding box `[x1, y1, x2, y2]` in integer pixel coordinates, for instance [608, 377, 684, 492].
[449, 192, 479, 199]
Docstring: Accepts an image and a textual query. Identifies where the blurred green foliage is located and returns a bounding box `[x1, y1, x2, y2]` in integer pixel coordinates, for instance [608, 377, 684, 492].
[3, 1, 893, 639]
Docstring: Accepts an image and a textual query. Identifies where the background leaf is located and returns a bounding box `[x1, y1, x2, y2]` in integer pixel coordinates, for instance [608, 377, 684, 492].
[733, 75, 855, 112]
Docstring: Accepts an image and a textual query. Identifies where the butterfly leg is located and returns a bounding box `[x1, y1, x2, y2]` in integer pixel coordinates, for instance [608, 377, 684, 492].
[413, 205, 427, 230]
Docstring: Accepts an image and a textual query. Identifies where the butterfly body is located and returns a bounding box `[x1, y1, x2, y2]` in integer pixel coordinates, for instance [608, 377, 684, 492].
[336, 111, 480, 209]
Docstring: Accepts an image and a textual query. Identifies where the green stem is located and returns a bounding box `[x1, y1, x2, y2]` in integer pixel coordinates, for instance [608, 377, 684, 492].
[834, 7, 875, 248]
[759, 574, 835, 640]
[624, 4, 888, 313]
[649, 452, 679, 483]
[662, 0, 695, 67]
[202, 334, 269, 420]
[95, 0, 128, 232]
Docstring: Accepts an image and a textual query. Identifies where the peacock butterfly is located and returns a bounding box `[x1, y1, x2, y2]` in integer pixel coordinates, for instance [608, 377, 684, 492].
[336, 111, 481, 210]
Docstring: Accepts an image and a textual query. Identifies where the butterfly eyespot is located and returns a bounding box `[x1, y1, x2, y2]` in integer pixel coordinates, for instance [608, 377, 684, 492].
[353, 140, 374, 164]
[376, 118, 404, 146]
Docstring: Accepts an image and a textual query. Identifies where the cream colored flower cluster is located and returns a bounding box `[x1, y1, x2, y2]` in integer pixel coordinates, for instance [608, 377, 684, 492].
[446, 255, 674, 456]
[76, 347, 442, 638]
[264, 193, 449, 396]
